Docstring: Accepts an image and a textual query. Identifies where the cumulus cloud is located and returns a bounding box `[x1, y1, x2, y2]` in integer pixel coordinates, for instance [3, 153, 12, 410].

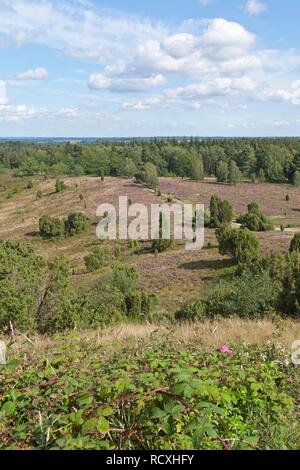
[244, 0, 267, 16]
[133, 19, 258, 77]
[165, 77, 256, 104]
[260, 80, 300, 106]
[14, 67, 48, 81]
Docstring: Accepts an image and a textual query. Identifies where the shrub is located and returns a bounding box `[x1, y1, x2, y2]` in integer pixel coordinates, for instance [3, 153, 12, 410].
[217, 225, 260, 265]
[135, 163, 159, 189]
[36, 190, 43, 200]
[204, 271, 279, 319]
[39, 215, 66, 239]
[277, 252, 300, 317]
[65, 212, 91, 236]
[237, 203, 274, 232]
[39, 212, 90, 238]
[290, 234, 300, 253]
[177, 271, 280, 321]
[209, 195, 233, 228]
[84, 246, 110, 272]
[0, 241, 46, 331]
[37, 256, 76, 334]
[151, 213, 173, 253]
[55, 179, 67, 193]
[175, 300, 205, 321]
[111, 265, 139, 296]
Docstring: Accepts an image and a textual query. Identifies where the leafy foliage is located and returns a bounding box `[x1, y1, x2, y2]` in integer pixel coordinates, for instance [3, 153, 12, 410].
[209, 195, 233, 228]
[237, 203, 274, 232]
[0, 335, 298, 450]
[217, 226, 259, 265]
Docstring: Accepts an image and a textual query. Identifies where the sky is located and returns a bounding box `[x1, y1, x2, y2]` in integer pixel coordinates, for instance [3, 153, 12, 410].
[0, 0, 300, 137]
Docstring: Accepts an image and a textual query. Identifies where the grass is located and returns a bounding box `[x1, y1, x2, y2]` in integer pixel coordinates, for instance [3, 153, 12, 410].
[7, 318, 300, 354]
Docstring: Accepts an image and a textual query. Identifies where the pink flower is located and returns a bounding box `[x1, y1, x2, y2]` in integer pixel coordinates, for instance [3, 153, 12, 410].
[217, 345, 234, 355]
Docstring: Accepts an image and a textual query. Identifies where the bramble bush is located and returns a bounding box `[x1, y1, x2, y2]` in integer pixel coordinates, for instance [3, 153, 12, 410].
[0, 336, 298, 450]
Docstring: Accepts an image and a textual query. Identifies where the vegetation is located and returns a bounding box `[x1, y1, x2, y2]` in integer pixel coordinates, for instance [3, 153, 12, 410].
[0, 138, 300, 450]
[209, 195, 233, 228]
[39, 212, 91, 239]
[0, 241, 157, 333]
[1, 138, 300, 185]
[217, 226, 259, 265]
[0, 332, 299, 450]
[290, 234, 300, 253]
[237, 203, 275, 232]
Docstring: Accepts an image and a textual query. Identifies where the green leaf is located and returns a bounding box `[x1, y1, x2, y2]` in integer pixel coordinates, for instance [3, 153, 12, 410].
[151, 407, 167, 419]
[82, 418, 98, 435]
[1, 401, 16, 415]
[6, 359, 19, 370]
[97, 416, 109, 434]
[76, 393, 94, 407]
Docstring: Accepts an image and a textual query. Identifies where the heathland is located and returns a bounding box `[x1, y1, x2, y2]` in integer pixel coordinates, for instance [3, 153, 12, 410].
[0, 138, 300, 449]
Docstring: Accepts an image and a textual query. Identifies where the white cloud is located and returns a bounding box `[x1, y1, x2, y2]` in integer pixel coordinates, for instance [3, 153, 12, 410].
[0, 81, 8, 105]
[273, 121, 289, 126]
[88, 73, 165, 93]
[165, 77, 256, 102]
[14, 67, 48, 81]
[0, 0, 166, 64]
[132, 19, 259, 78]
[244, 0, 267, 16]
[122, 97, 162, 110]
[0, 103, 37, 122]
[260, 80, 300, 106]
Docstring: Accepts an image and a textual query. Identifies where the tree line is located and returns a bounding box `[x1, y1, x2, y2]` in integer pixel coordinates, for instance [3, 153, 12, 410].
[1, 138, 300, 185]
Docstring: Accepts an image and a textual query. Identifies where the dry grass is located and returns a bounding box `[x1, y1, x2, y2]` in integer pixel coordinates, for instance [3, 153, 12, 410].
[7, 319, 300, 356]
[1, 174, 299, 311]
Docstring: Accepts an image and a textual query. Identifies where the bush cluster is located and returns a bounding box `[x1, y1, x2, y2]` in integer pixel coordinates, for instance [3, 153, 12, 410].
[39, 212, 91, 239]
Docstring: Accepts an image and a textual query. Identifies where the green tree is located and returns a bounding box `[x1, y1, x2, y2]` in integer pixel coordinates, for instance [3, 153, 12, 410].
[37, 256, 76, 334]
[151, 212, 173, 253]
[0, 241, 46, 331]
[190, 157, 204, 181]
[228, 160, 242, 184]
[292, 171, 300, 187]
[217, 226, 260, 265]
[84, 246, 109, 272]
[209, 195, 220, 228]
[39, 215, 66, 239]
[216, 161, 228, 183]
[36, 190, 43, 200]
[290, 234, 300, 253]
[65, 212, 91, 236]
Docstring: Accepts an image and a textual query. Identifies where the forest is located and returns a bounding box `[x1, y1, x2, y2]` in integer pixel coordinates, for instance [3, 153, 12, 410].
[1, 138, 300, 185]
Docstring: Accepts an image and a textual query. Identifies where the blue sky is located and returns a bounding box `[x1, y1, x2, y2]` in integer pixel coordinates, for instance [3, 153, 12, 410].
[0, 0, 300, 137]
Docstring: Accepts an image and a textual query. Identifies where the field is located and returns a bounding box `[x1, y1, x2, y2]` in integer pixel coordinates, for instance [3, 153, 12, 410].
[0, 174, 299, 313]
